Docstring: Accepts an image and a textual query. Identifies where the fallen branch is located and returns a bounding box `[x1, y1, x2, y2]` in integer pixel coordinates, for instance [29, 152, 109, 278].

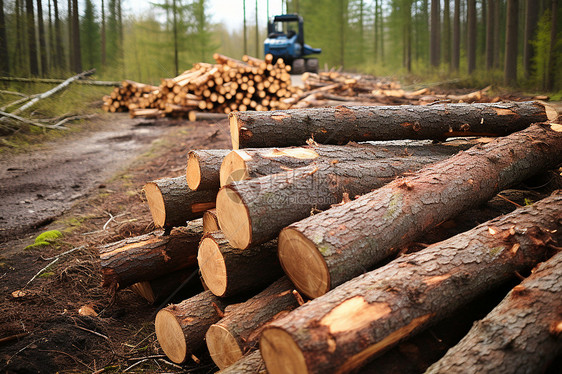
[0, 94, 37, 112]
[0, 90, 28, 97]
[0, 75, 119, 86]
[0, 110, 68, 130]
[41, 245, 85, 261]
[24, 258, 59, 288]
[53, 114, 96, 128]
[13, 69, 96, 115]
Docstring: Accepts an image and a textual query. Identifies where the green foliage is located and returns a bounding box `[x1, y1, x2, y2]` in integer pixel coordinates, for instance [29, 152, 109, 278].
[25, 230, 63, 249]
[531, 10, 551, 90]
[81, 0, 101, 70]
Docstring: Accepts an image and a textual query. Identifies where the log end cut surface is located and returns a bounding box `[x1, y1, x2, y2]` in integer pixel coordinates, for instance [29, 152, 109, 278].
[144, 183, 166, 228]
[278, 227, 330, 299]
[216, 187, 251, 249]
[220, 151, 249, 186]
[186, 153, 202, 190]
[129, 281, 155, 304]
[198, 236, 228, 296]
[155, 309, 188, 364]
[206, 324, 243, 369]
[229, 114, 240, 150]
[261, 327, 307, 374]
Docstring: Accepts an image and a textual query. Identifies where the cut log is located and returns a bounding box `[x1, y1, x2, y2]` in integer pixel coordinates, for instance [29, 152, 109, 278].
[144, 176, 216, 228]
[229, 101, 553, 149]
[218, 154, 449, 250]
[260, 191, 562, 374]
[426, 250, 562, 374]
[217, 350, 266, 374]
[278, 124, 562, 298]
[202, 209, 220, 233]
[207, 277, 299, 369]
[129, 266, 201, 304]
[219, 142, 465, 186]
[99, 221, 202, 291]
[198, 231, 283, 297]
[155, 290, 230, 364]
[188, 111, 228, 122]
[186, 149, 231, 191]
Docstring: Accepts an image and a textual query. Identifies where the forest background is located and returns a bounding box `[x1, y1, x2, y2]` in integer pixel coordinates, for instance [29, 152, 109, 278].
[0, 0, 560, 94]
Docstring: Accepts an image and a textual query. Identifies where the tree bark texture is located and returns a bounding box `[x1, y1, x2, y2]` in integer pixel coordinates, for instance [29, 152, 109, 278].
[278, 124, 562, 299]
[219, 153, 450, 250]
[155, 290, 230, 364]
[99, 221, 202, 291]
[220, 143, 453, 186]
[230, 102, 549, 149]
[186, 149, 231, 191]
[207, 277, 299, 369]
[198, 231, 283, 297]
[261, 191, 562, 374]
[504, 0, 519, 85]
[144, 176, 216, 228]
[426, 250, 562, 374]
[217, 350, 266, 374]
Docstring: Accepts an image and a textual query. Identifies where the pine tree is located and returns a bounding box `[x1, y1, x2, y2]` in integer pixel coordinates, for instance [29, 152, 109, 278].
[467, 0, 477, 73]
[81, 0, 100, 69]
[504, 0, 518, 85]
[26, 0, 39, 75]
[0, 0, 8, 75]
[430, 0, 440, 67]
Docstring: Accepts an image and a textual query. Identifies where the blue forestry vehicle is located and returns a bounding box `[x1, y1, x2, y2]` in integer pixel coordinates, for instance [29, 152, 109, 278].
[264, 14, 322, 74]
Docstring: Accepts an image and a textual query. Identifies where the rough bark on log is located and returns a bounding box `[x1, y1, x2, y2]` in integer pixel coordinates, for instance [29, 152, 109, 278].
[217, 350, 266, 374]
[218, 154, 448, 250]
[99, 221, 202, 291]
[155, 290, 230, 364]
[144, 176, 216, 228]
[207, 277, 299, 369]
[198, 231, 283, 297]
[129, 266, 201, 304]
[426, 250, 562, 374]
[219, 142, 465, 186]
[261, 191, 562, 374]
[229, 101, 554, 149]
[203, 208, 220, 233]
[278, 124, 562, 298]
[186, 149, 231, 191]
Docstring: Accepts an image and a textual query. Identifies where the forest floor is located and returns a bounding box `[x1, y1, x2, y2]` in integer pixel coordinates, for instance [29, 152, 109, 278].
[0, 98, 561, 373]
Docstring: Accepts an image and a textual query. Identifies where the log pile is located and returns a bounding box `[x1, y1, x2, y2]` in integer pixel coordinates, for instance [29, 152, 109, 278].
[96, 102, 562, 372]
[102, 54, 300, 119]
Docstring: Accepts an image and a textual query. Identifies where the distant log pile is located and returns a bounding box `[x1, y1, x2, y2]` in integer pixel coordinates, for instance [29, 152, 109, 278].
[102, 54, 300, 119]
[97, 101, 561, 372]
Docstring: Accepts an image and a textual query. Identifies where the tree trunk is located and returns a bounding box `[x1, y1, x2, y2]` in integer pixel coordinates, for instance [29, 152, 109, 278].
[217, 350, 266, 374]
[48, 0, 54, 71]
[486, 0, 495, 69]
[261, 191, 562, 374]
[67, 0, 73, 70]
[99, 222, 202, 291]
[452, 0, 460, 70]
[101, 0, 106, 67]
[53, 0, 64, 70]
[523, 0, 538, 78]
[203, 208, 220, 233]
[207, 277, 299, 369]
[430, 0, 441, 67]
[26, 0, 39, 76]
[143, 176, 216, 228]
[467, 0, 477, 73]
[493, 0, 501, 68]
[218, 152, 455, 250]
[198, 231, 283, 297]
[443, 0, 451, 66]
[155, 290, 230, 364]
[546, 0, 558, 90]
[186, 149, 231, 191]
[427, 250, 562, 374]
[0, 0, 8, 76]
[71, 0, 81, 72]
[36, 0, 48, 75]
[129, 266, 202, 304]
[504, 0, 519, 85]
[230, 102, 551, 149]
[278, 124, 562, 299]
[15, 0, 24, 74]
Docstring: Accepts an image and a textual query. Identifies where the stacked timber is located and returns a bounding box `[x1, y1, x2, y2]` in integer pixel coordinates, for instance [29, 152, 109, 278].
[96, 102, 561, 372]
[101, 54, 300, 119]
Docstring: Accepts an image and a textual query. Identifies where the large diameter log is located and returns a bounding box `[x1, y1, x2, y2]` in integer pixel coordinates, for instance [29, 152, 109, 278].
[144, 176, 216, 228]
[219, 142, 465, 186]
[229, 101, 554, 149]
[198, 231, 283, 297]
[155, 290, 229, 364]
[186, 149, 231, 190]
[260, 191, 562, 374]
[207, 277, 299, 369]
[218, 154, 447, 249]
[99, 221, 202, 291]
[278, 124, 562, 299]
[217, 350, 266, 374]
[426, 250, 562, 374]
